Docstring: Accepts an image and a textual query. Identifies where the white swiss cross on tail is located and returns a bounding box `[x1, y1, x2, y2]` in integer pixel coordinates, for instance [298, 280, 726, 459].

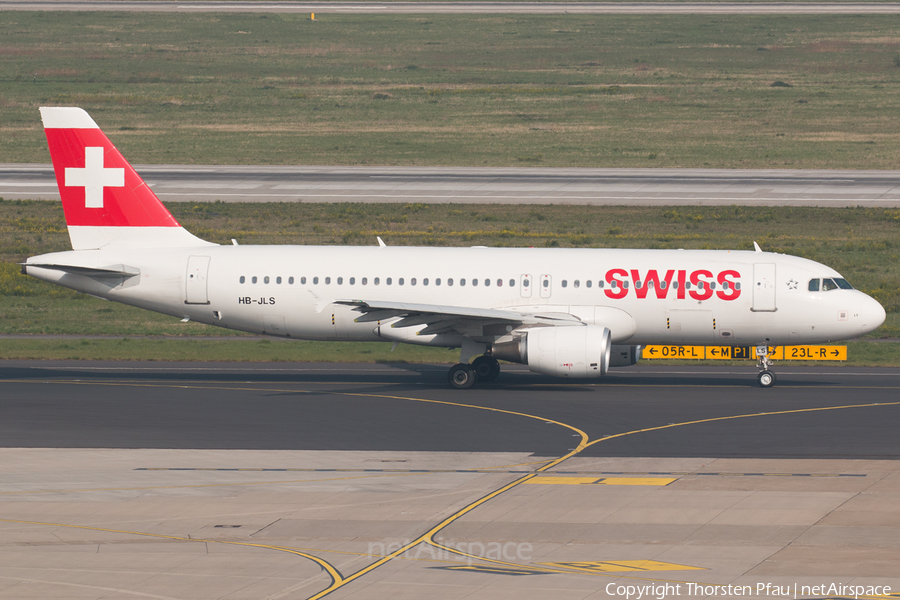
[65, 146, 124, 209]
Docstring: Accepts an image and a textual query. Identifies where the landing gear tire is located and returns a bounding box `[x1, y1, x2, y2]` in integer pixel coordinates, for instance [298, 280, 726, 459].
[448, 363, 477, 389]
[757, 370, 776, 388]
[472, 356, 501, 381]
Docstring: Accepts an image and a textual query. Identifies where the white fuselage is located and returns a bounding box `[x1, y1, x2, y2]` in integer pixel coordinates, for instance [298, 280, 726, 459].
[25, 244, 886, 349]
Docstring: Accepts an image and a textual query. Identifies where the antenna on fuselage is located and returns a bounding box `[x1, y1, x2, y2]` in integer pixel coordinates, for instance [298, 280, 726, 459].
[753, 241, 762, 252]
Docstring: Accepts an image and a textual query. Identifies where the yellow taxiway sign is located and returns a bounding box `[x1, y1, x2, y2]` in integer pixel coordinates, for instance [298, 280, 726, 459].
[643, 345, 847, 361]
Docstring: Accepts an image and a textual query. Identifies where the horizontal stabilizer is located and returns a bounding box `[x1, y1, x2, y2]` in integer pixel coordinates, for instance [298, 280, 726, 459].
[23, 263, 140, 278]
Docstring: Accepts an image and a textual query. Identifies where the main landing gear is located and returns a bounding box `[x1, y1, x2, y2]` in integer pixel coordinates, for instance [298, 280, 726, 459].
[447, 355, 500, 389]
[756, 345, 777, 388]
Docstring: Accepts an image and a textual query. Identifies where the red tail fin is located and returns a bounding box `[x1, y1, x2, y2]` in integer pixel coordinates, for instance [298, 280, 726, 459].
[41, 107, 212, 250]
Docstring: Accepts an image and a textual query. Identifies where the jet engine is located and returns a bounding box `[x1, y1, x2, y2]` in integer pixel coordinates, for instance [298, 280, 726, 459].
[490, 325, 611, 378]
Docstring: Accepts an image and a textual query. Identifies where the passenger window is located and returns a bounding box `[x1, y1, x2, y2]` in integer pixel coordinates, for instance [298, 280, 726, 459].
[313, 276, 319, 284]
[387, 277, 393, 285]
[485, 279, 490, 286]
[264, 276, 270, 284]
[610, 281, 617, 289]
[523, 279, 529, 288]
[574, 280, 580, 288]
[325, 277, 331, 284]
[543, 279, 549, 288]
[623, 281, 630, 289]
[362, 277, 367, 285]
[586, 280, 592, 288]
[659, 281, 665, 289]
[808, 279, 820, 292]
[374, 277, 380, 285]
[472, 279, 478, 287]
[240, 276, 245, 284]
[561, 280, 568, 288]
[460, 279, 466, 286]
[509, 279, 515, 287]
[276, 276, 282, 284]
[298, 277, 304, 284]
[497, 279, 503, 287]
[350, 277, 355, 285]
[398, 278, 404, 286]
[823, 278, 838, 291]
[337, 277, 343, 285]
[635, 280, 642, 289]
[423, 278, 428, 286]
[411, 278, 417, 286]
[735, 282, 741, 290]
[672, 281, 678, 289]
[685, 282, 691, 290]
[598, 281, 604, 288]
[252, 276, 258, 284]
[448, 278, 454, 286]
[436, 278, 441, 286]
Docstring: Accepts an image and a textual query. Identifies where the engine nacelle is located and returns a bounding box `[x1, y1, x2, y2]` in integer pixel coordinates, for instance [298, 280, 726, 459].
[491, 325, 611, 378]
[609, 345, 642, 367]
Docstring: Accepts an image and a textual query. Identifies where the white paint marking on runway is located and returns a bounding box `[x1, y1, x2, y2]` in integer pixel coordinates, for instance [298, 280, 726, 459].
[151, 192, 900, 202]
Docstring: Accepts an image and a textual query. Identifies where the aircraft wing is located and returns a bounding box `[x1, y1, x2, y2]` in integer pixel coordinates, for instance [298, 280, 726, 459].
[334, 299, 582, 336]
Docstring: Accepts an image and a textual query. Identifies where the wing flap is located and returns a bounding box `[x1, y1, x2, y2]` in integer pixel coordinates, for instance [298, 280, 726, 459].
[335, 299, 583, 331]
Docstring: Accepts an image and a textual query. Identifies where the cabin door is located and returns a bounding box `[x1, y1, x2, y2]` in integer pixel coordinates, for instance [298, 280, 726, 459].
[752, 263, 777, 312]
[185, 256, 210, 305]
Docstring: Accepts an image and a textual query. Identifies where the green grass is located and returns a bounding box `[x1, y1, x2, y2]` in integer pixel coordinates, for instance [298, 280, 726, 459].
[0, 337, 457, 363]
[3, 13, 900, 168]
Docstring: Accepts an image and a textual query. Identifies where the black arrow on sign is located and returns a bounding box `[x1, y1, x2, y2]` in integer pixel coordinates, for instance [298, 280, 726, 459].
[648, 347, 658, 356]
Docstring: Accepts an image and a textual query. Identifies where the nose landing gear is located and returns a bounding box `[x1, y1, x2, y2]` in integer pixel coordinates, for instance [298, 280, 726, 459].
[756, 345, 776, 388]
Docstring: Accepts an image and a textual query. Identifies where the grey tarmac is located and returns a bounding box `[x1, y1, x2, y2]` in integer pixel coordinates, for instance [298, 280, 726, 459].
[1, 360, 899, 599]
[4, 1, 900, 13]
[5, 164, 900, 206]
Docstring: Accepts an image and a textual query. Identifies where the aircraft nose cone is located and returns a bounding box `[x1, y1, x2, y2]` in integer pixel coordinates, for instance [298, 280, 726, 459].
[860, 294, 886, 335]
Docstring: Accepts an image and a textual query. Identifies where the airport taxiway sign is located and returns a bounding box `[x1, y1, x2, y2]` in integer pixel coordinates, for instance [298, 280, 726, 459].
[643, 345, 847, 361]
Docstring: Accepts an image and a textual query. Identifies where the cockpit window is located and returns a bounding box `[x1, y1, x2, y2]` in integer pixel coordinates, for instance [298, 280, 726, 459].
[834, 278, 853, 290]
[808, 279, 820, 292]
[822, 278, 839, 291]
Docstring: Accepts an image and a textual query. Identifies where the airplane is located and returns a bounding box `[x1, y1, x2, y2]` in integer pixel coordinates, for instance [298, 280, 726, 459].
[23, 107, 886, 388]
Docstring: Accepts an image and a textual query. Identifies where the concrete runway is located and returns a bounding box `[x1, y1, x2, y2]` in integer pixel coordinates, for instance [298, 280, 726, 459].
[4, 1, 900, 13]
[6, 164, 900, 206]
[3, 361, 900, 598]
